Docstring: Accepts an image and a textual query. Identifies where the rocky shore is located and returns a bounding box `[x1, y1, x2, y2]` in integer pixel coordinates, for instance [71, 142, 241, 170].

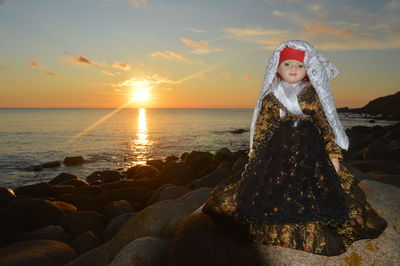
[0, 123, 399, 265]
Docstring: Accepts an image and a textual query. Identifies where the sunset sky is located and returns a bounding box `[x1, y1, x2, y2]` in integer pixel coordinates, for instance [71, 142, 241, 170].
[0, 0, 399, 108]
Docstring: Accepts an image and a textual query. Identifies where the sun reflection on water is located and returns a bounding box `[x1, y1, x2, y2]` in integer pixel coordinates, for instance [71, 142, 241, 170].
[130, 108, 152, 165]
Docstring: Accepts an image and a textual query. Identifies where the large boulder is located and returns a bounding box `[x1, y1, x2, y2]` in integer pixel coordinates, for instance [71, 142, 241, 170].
[64, 156, 85, 166]
[59, 177, 89, 187]
[184, 151, 214, 172]
[67, 187, 211, 266]
[109, 236, 169, 266]
[0, 199, 66, 231]
[70, 230, 101, 254]
[214, 147, 235, 162]
[0, 187, 15, 206]
[14, 182, 52, 197]
[362, 139, 394, 160]
[103, 200, 133, 221]
[0, 239, 76, 266]
[146, 185, 191, 205]
[192, 168, 235, 189]
[104, 213, 137, 241]
[159, 165, 195, 186]
[15, 225, 68, 243]
[49, 173, 78, 185]
[59, 211, 106, 239]
[126, 165, 159, 179]
[169, 180, 400, 266]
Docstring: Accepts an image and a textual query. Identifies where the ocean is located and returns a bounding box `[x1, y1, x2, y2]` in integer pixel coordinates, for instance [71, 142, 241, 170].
[0, 108, 395, 188]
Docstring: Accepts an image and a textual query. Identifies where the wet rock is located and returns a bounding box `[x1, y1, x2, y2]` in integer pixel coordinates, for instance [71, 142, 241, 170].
[196, 164, 218, 178]
[59, 211, 106, 239]
[133, 165, 160, 179]
[98, 170, 121, 183]
[109, 236, 169, 266]
[146, 159, 165, 171]
[159, 165, 195, 186]
[86, 172, 103, 184]
[70, 230, 101, 254]
[52, 201, 77, 214]
[146, 185, 191, 205]
[362, 139, 393, 160]
[103, 200, 133, 221]
[214, 147, 234, 162]
[232, 157, 248, 171]
[165, 155, 179, 162]
[41, 160, 61, 168]
[57, 194, 94, 208]
[14, 182, 52, 198]
[193, 168, 235, 189]
[184, 151, 214, 172]
[73, 185, 102, 196]
[64, 156, 85, 166]
[230, 128, 248, 134]
[25, 164, 43, 171]
[15, 225, 68, 243]
[0, 187, 16, 206]
[49, 173, 78, 185]
[59, 177, 89, 187]
[0, 239, 76, 266]
[51, 185, 75, 197]
[127, 178, 161, 191]
[0, 198, 66, 231]
[104, 213, 137, 241]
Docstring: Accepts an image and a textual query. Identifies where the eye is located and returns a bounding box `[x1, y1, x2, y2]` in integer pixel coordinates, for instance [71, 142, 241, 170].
[284, 63, 289, 66]
[298, 64, 304, 68]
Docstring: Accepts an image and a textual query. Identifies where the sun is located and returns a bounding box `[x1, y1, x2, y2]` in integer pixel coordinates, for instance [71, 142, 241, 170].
[131, 80, 151, 102]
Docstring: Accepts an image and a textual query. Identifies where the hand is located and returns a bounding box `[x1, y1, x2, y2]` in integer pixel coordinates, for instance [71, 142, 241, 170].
[330, 157, 340, 174]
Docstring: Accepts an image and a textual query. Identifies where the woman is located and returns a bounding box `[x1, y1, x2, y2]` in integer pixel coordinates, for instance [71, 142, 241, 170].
[201, 40, 387, 256]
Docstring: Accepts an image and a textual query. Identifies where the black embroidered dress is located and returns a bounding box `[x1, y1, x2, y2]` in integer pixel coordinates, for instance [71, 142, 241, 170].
[201, 85, 387, 256]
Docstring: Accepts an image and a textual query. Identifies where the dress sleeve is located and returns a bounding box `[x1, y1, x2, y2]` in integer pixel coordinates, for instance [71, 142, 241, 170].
[309, 90, 343, 160]
[250, 95, 279, 158]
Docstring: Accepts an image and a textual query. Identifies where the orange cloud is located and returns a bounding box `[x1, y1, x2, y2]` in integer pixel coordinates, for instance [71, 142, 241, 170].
[112, 62, 131, 70]
[129, 0, 148, 7]
[302, 22, 355, 39]
[180, 38, 209, 48]
[26, 61, 41, 68]
[220, 71, 231, 77]
[198, 73, 206, 80]
[45, 71, 57, 77]
[0, 64, 7, 71]
[100, 70, 116, 76]
[242, 75, 253, 81]
[66, 55, 107, 67]
[149, 50, 192, 63]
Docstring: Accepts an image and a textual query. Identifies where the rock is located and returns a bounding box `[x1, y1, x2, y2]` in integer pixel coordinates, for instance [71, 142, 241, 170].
[360, 91, 400, 116]
[0, 199, 66, 231]
[169, 207, 266, 266]
[170, 180, 400, 266]
[86, 172, 103, 184]
[214, 147, 234, 162]
[180, 152, 189, 161]
[350, 160, 399, 175]
[49, 173, 78, 185]
[363, 139, 393, 160]
[0, 187, 16, 206]
[0, 222, 21, 247]
[59, 177, 89, 187]
[0, 239, 77, 265]
[109, 236, 169, 266]
[146, 185, 191, 205]
[103, 200, 133, 221]
[134, 165, 160, 179]
[102, 187, 212, 265]
[51, 185, 75, 197]
[41, 160, 61, 168]
[14, 182, 52, 197]
[56, 194, 94, 208]
[104, 213, 137, 241]
[15, 225, 68, 243]
[70, 230, 101, 254]
[165, 155, 179, 162]
[51, 201, 77, 214]
[64, 156, 85, 166]
[196, 164, 218, 178]
[159, 164, 195, 186]
[193, 168, 235, 189]
[369, 119, 376, 123]
[230, 128, 248, 134]
[218, 169, 243, 186]
[25, 164, 43, 171]
[126, 178, 161, 191]
[73, 185, 102, 196]
[232, 157, 248, 171]
[184, 151, 214, 172]
[366, 172, 400, 188]
[59, 211, 106, 239]
[65, 243, 107, 266]
[146, 159, 165, 171]
[77, 186, 149, 213]
[97, 170, 121, 183]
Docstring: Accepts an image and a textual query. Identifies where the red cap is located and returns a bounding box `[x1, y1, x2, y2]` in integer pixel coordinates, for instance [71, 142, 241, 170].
[279, 46, 305, 65]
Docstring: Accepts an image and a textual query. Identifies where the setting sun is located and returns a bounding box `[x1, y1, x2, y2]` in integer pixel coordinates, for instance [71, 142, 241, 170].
[131, 80, 151, 102]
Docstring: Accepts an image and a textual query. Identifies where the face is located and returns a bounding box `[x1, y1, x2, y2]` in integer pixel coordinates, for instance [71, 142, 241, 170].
[277, 59, 307, 84]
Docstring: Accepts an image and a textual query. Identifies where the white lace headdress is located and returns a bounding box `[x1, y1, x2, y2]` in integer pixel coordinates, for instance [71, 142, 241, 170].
[249, 40, 349, 152]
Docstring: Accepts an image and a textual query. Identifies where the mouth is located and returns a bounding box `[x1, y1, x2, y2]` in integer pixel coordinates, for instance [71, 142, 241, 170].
[289, 73, 297, 76]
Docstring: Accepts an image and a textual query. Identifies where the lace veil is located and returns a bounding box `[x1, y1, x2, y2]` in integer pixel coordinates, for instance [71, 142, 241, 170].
[249, 40, 349, 152]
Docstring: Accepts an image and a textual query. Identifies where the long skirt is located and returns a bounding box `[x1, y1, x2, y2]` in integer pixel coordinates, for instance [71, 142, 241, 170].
[201, 119, 387, 256]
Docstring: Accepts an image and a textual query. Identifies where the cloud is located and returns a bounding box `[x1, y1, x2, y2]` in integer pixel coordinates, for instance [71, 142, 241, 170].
[180, 38, 209, 48]
[264, 0, 301, 4]
[0, 64, 8, 71]
[197, 73, 206, 80]
[64, 55, 107, 67]
[45, 71, 57, 77]
[220, 71, 231, 77]
[384, 1, 400, 10]
[149, 50, 192, 63]
[0, 0, 6, 9]
[26, 61, 41, 68]
[242, 75, 253, 81]
[180, 37, 221, 55]
[112, 62, 131, 71]
[185, 28, 208, 33]
[115, 74, 173, 89]
[129, 0, 148, 7]
[224, 27, 285, 37]
[100, 70, 116, 76]
[302, 22, 355, 39]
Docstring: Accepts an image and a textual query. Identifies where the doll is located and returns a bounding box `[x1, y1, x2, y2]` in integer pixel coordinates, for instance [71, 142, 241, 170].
[201, 40, 387, 256]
